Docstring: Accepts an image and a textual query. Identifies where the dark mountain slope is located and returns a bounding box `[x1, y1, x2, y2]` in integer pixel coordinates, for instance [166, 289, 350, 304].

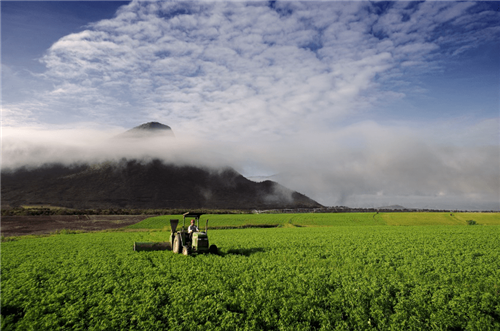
[1, 159, 322, 210]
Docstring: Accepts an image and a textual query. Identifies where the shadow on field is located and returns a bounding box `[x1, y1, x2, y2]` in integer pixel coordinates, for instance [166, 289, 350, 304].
[223, 247, 265, 257]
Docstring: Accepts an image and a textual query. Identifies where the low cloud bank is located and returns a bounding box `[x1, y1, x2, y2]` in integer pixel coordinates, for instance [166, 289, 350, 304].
[3, 121, 498, 211]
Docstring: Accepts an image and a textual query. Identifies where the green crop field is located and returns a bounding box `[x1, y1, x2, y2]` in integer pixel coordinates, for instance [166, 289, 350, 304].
[378, 212, 500, 226]
[127, 212, 388, 229]
[2, 223, 499, 330]
[129, 212, 500, 230]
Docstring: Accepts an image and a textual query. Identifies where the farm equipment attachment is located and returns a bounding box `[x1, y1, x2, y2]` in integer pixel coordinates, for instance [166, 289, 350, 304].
[134, 212, 218, 256]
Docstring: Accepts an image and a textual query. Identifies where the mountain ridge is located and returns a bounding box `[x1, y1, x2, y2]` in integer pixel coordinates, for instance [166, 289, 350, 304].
[1, 122, 322, 210]
[1, 159, 322, 210]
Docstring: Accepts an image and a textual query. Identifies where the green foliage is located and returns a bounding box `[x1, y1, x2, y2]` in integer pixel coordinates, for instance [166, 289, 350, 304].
[0, 236, 18, 242]
[130, 212, 500, 230]
[467, 220, 477, 225]
[454, 213, 499, 225]
[129, 213, 386, 229]
[379, 212, 499, 226]
[2, 226, 499, 330]
[52, 229, 82, 235]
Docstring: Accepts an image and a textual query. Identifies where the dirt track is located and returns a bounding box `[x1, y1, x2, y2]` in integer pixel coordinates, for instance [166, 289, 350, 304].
[1, 215, 152, 237]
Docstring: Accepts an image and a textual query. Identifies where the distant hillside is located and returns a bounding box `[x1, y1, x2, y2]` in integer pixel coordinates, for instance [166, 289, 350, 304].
[1, 159, 322, 210]
[2, 122, 321, 210]
[377, 205, 407, 210]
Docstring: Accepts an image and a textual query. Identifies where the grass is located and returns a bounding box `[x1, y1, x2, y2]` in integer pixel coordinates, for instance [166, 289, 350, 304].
[129, 212, 500, 230]
[378, 212, 462, 226]
[379, 212, 500, 226]
[451, 212, 500, 225]
[2, 226, 499, 330]
[127, 213, 387, 229]
[3, 212, 497, 243]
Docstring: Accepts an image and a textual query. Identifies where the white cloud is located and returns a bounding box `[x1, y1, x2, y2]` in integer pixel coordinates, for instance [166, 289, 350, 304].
[265, 122, 500, 210]
[0, 2, 421, 136]
[2, 1, 499, 210]
[5, 2, 497, 133]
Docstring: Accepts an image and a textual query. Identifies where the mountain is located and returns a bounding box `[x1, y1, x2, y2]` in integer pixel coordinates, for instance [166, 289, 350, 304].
[1, 160, 322, 209]
[1, 122, 322, 210]
[116, 121, 175, 138]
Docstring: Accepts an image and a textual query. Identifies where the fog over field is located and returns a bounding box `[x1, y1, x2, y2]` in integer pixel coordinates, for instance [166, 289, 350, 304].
[3, 123, 498, 210]
[2, 1, 499, 210]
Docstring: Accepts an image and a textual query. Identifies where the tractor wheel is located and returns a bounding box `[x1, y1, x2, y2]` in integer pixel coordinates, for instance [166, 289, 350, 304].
[209, 244, 218, 254]
[182, 245, 190, 256]
[173, 234, 182, 254]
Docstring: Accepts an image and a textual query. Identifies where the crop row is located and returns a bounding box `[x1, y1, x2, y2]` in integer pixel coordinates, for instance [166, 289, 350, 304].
[2, 225, 499, 330]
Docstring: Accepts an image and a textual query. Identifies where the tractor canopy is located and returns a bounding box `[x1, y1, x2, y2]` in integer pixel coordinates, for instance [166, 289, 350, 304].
[183, 212, 204, 219]
[183, 212, 206, 230]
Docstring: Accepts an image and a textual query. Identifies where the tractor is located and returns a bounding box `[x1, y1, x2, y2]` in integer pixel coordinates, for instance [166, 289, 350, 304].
[133, 212, 217, 256]
[170, 212, 218, 255]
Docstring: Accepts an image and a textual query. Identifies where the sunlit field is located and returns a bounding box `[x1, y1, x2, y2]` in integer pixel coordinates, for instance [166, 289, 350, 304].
[2, 219, 499, 330]
[129, 212, 500, 229]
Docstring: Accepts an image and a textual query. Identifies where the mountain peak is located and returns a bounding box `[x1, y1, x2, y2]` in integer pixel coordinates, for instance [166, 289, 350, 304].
[131, 122, 172, 131]
[118, 122, 175, 138]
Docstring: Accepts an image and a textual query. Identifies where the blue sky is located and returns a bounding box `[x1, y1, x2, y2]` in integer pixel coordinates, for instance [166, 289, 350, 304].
[2, 1, 499, 210]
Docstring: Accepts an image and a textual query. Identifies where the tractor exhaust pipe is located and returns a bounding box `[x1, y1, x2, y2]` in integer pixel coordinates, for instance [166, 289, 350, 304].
[205, 219, 209, 233]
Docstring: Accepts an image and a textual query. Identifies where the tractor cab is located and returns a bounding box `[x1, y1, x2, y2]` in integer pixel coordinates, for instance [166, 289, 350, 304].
[186, 212, 204, 233]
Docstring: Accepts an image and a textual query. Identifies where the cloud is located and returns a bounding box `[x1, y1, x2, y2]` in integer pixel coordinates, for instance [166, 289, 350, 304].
[2, 1, 499, 210]
[264, 121, 500, 210]
[7, 1, 493, 137]
[3, 120, 498, 210]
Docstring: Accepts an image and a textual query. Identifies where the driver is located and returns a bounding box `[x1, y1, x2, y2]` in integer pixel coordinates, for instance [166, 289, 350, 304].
[188, 219, 199, 234]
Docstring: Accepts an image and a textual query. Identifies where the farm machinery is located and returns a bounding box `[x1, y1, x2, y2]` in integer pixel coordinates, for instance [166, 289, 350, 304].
[134, 212, 218, 255]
